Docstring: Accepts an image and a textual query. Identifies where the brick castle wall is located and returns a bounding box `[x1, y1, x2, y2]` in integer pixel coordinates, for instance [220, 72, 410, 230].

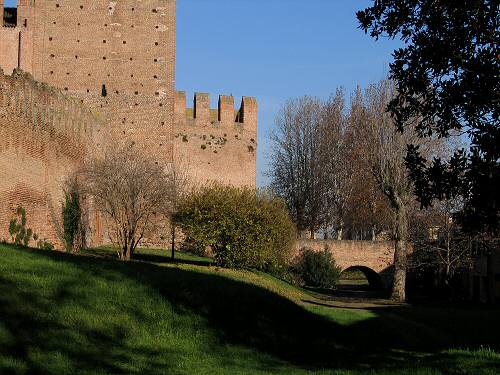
[296, 239, 395, 273]
[1, 0, 177, 163]
[0, 69, 99, 247]
[0, 0, 258, 248]
[0, 25, 19, 74]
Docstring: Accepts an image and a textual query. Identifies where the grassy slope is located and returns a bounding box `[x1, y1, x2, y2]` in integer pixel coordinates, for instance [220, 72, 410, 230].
[0, 244, 498, 375]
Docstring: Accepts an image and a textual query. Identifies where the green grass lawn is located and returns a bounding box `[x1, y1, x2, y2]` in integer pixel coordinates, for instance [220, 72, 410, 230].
[0, 244, 499, 374]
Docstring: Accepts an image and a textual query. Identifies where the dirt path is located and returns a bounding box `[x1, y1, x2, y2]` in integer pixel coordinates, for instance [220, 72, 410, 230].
[301, 285, 408, 309]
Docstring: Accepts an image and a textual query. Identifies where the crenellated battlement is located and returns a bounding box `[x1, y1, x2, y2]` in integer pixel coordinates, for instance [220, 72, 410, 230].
[175, 91, 257, 133]
[0, 68, 100, 147]
[174, 90, 258, 187]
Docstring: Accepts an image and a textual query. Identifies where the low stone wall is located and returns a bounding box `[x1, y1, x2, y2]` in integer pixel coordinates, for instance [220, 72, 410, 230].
[295, 239, 396, 287]
[296, 239, 395, 273]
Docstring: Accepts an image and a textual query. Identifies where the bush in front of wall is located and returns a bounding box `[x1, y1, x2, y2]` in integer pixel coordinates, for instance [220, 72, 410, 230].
[8, 206, 34, 247]
[291, 247, 341, 289]
[174, 184, 296, 274]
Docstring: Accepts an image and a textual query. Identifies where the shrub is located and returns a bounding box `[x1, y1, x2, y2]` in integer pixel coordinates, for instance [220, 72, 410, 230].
[62, 176, 88, 253]
[8, 207, 34, 247]
[174, 184, 296, 273]
[37, 238, 54, 251]
[292, 247, 341, 288]
[62, 190, 81, 251]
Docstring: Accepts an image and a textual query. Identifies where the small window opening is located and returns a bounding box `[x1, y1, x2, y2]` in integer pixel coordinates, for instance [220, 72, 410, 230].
[101, 84, 107, 97]
[3, 5, 18, 27]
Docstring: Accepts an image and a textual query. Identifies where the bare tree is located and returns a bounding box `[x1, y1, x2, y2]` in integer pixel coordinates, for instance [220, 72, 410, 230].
[270, 96, 326, 238]
[320, 90, 354, 240]
[410, 199, 474, 293]
[344, 87, 393, 241]
[354, 80, 423, 301]
[82, 145, 175, 260]
[270, 93, 359, 240]
[343, 169, 392, 240]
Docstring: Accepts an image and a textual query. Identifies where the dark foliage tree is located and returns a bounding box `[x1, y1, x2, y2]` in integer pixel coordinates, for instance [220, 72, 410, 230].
[62, 176, 87, 253]
[358, 0, 499, 302]
[292, 247, 342, 289]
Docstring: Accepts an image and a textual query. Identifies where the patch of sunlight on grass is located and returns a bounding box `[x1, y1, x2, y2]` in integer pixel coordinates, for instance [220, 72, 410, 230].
[306, 305, 377, 325]
[449, 346, 499, 358]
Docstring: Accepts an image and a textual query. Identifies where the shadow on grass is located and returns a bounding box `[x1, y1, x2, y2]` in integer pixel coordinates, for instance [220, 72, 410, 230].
[1, 246, 499, 374]
[0, 275, 180, 374]
[133, 252, 212, 267]
[83, 246, 214, 267]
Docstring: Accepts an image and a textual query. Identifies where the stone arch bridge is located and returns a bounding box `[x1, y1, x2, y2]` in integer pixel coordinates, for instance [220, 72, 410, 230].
[296, 240, 395, 288]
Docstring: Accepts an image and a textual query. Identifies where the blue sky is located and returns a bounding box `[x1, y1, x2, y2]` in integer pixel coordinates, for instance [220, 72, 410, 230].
[5, 0, 400, 186]
[177, 1, 399, 186]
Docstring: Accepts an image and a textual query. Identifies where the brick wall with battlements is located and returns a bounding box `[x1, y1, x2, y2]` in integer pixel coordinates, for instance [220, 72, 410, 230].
[0, 0, 258, 248]
[174, 91, 257, 187]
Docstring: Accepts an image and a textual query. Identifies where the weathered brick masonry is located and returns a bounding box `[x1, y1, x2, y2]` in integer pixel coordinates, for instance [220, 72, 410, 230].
[0, 0, 258, 247]
[1, 0, 177, 161]
[0, 69, 99, 246]
[174, 92, 257, 186]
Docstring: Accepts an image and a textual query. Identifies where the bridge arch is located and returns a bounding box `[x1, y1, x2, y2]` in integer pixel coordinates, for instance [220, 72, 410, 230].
[340, 266, 383, 289]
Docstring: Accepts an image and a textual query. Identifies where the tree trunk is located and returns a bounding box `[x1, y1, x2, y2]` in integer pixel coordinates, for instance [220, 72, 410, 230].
[124, 246, 132, 261]
[171, 222, 176, 260]
[391, 200, 407, 301]
[486, 250, 496, 304]
[310, 229, 315, 239]
[337, 220, 344, 240]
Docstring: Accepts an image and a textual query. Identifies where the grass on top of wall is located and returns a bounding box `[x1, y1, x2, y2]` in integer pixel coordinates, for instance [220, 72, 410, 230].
[0, 243, 499, 375]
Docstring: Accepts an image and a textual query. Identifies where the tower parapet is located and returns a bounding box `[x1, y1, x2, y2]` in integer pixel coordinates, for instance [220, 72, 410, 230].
[174, 90, 258, 133]
[218, 95, 234, 127]
[173, 90, 258, 187]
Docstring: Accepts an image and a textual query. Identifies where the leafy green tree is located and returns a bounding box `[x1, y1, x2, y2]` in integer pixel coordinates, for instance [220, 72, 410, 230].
[174, 184, 296, 273]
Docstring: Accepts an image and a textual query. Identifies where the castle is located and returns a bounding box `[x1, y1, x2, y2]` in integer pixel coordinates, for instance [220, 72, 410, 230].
[0, 0, 258, 247]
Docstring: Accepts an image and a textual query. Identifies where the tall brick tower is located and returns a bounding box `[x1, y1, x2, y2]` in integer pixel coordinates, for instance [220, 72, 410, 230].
[1, 0, 176, 161]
